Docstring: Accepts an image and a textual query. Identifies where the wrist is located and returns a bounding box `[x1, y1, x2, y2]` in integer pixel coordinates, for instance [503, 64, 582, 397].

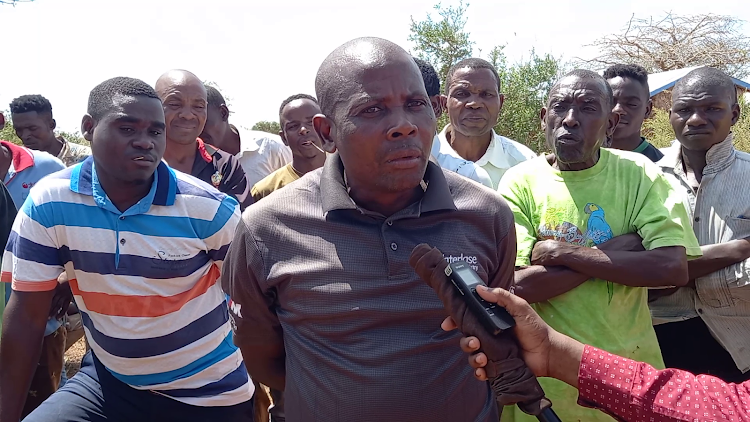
[736, 238, 750, 261]
[552, 243, 579, 265]
[546, 330, 585, 388]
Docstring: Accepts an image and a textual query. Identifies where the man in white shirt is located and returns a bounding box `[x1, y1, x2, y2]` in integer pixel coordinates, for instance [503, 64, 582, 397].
[436, 58, 537, 188]
[413, 57, 493, 188]
[200, 86, 292, 187]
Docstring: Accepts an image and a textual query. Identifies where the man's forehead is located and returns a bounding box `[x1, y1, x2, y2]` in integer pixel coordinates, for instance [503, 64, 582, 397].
[552, 78, 607, 100]
[109, 94, 163, 118]
[674, 80, 734, 101]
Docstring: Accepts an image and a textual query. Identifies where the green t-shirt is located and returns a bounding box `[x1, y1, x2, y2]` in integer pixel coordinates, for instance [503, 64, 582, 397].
[498, 149, 701, 422]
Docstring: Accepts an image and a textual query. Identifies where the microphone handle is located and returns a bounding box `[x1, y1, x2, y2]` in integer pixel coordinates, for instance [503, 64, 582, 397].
[536, 407, 562, 422]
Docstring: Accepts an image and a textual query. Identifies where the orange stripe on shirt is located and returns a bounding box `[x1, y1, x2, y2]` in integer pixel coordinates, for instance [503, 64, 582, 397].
[69, 264, 220, 317]
[12, 279, 59, 292]
[3, 271, 59, 291]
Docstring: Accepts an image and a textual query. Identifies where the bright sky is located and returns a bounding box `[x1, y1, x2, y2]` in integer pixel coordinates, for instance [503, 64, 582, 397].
[1, 0, 749, 133]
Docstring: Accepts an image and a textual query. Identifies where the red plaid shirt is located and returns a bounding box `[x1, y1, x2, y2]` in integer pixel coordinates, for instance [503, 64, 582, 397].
[578, 345, 750, 421]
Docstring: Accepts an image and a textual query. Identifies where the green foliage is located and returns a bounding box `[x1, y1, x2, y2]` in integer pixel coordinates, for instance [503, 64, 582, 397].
[252, 121, 281, 135]
[643, 102, 750, 152]
[494, 50, 561, 153]
[0, 118, 21, 145]
[58, 131, 87, 145]
[409, 0, 474, 83]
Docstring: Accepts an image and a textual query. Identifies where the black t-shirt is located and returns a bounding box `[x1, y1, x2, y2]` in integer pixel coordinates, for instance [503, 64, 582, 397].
[634, 138, 664, 163]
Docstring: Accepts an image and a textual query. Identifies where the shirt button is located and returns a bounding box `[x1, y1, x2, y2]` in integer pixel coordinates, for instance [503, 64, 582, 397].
[698, 308, 704, 314]
[694, 216, 700, 222]
[119, 216, 125, 220]
[387, 221, 393, 226]
[120, 238, 126, 245]
[390, 242, 398, 251]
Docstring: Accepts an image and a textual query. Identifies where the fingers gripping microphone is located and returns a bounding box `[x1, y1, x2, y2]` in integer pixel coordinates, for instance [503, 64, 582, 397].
[445, 262, 563, 422]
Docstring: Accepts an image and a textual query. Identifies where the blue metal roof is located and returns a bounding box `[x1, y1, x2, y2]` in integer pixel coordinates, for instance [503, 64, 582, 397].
[648, 66, 750, 97]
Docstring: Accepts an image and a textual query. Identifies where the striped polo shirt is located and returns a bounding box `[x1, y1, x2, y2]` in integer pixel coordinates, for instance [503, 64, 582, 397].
[1, 157, 253, 407]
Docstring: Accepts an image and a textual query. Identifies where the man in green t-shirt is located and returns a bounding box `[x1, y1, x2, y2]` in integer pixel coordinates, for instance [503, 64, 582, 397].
[497, 70, 701, 422]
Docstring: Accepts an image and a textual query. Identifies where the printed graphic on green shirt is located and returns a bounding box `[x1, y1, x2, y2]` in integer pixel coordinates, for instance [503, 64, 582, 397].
[540, 203, 617, 302]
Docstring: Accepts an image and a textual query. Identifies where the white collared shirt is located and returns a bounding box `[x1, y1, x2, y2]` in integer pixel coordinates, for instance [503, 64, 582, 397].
[436, 126, 537, 189]
[430, 135, 492, 188]
[650, 134, 750, 372]
[234, 127, 292, 188]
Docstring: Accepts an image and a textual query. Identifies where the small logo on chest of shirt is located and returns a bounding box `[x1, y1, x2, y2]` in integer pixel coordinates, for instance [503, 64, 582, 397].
[21, 182, 35, 189]
[443, 253, 479, 271]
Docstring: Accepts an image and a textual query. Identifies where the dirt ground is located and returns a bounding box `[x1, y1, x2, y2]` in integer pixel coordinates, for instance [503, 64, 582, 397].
[64, 337, 87, 378]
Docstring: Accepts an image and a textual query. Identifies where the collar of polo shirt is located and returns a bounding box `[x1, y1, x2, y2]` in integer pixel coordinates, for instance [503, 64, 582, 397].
[320, 152, 457, 215]
[69, 156, 177, 212]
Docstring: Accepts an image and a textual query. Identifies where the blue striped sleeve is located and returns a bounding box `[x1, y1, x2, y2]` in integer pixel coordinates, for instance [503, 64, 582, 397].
[6, 200, 63, 289]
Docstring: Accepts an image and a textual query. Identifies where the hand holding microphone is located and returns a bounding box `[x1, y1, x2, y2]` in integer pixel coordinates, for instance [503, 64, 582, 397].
[409, 244, 554, 417]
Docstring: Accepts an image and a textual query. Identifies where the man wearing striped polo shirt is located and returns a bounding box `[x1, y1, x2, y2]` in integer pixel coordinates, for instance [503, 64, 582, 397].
[0, 77, 255, 422]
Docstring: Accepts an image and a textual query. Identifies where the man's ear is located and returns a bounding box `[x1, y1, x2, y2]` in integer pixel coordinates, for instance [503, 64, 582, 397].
[279, 129, 289, 147]
[732, 101, 741, 126]
[430, 95, 443, 119]
[50, 118, 57, 131]
[313, 113, 336, 153]
[606, 110, 621, 138]
[645, 99, 653, 120]
[220, 104, 230, 122]
[539, 107, 547, 131]
[81, 115, 95, 143]
[0, 112, 5, 128]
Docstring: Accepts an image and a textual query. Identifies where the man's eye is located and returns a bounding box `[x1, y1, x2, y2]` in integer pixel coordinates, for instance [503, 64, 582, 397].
[120, 127, 135, 134]
[362, 106, 382, 114]
[407, 100, 427, 108]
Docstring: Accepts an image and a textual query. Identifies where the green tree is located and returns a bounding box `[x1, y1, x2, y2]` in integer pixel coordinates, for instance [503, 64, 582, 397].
[252, 121, 280, 135]
[409, 0, 474, 83]
[494, 50, 561, 153]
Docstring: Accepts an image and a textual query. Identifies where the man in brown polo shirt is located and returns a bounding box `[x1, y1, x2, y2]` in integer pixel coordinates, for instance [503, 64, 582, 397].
[221, 37, 528, 422]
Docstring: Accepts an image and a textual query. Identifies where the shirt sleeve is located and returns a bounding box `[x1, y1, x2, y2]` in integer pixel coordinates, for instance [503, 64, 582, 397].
[2, 195, 62, 292]
[487, 207, 517, 290]
[632, 172, 702, 258]
[218, 153, 254, 211]
[497, 173, 538, 267]
[219, 218, 283, 352]
[578, 345, 750, 422]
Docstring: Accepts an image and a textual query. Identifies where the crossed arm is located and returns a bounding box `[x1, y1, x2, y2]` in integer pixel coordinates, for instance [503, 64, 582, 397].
[513, 234, 689, 304]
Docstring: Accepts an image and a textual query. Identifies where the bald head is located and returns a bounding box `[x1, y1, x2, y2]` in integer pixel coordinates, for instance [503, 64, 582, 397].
[314, 37, 421, 120]
[155, 70, 206, 100]
[155, 69, 208, 145]
[672, 67, 737, 104]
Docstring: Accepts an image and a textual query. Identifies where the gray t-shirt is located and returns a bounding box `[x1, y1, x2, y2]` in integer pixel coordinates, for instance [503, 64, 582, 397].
[223, 154, 517, 422]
